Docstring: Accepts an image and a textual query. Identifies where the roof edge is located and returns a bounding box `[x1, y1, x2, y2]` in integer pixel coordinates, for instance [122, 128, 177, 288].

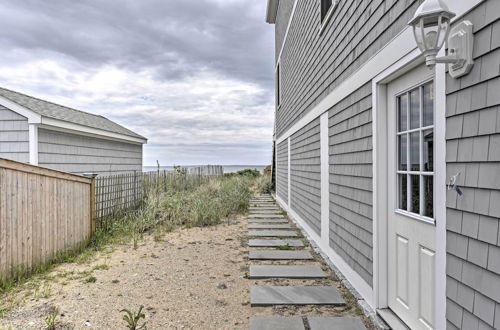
[0, 91, 147, 144]
[265, 0, 279, 24]
[40, 117, 147, 145]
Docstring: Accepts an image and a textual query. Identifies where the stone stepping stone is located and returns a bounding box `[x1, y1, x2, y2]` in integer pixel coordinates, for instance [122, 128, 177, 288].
[249, 265, 326, 279]
[249, 250, 313, 260]
[249, 207, 280, 210]
[249, 214, 284, 219]
[250, 209, 281, 213]
[308, 317, 367, 330]
[248, 239, 304, 247]
[248, 219, 289, 223]
[250, 317, 305, 330]
[248, 224, 292, 229]
[250, 286, 345, 306]
[248, 230, 297, 237]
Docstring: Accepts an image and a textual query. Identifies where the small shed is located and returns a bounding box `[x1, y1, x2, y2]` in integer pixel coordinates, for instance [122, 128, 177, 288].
[0, 87, 147, 175]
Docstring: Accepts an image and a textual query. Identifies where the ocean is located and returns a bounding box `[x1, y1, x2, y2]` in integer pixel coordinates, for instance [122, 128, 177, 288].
[143, 165, 267, 174]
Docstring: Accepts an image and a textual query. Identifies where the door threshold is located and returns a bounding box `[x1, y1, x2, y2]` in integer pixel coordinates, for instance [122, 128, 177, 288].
[376, 308, 410, 330]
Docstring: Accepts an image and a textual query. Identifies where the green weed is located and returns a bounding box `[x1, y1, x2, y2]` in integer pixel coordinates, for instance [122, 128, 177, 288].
[44, 309, 58, 330]
[121, 305, 146, 330]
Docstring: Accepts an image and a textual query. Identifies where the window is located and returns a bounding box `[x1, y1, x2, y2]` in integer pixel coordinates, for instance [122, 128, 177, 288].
[276, 63, 281, 107]
[397, 81, 434, 219]
[321, 0, 333, 22]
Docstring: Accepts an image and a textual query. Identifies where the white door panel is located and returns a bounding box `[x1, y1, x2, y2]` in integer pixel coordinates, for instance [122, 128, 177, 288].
[387, 65, 436, 330]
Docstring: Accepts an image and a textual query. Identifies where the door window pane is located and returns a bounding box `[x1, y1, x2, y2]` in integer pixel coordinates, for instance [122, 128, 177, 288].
[423, 82, 434, 127]
[395, 81, 434, 220]
[423, 129, 433, 171]
[398, 94, 408, 132]
[410, 132, 420, 171]
[399, 174, 408, 211]
[409, 88, 420, 129]
[410, 175, 420, 214]
[423, 176, 433, 218]
[398, 135, 407, 171]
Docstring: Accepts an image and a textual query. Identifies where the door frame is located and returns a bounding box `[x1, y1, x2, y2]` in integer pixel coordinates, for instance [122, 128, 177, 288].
[372, 48, 447, 330]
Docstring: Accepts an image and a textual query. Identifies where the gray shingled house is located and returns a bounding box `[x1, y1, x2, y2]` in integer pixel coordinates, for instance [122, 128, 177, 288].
[0, 87, 147, 175]
[267, 0, 500, 329]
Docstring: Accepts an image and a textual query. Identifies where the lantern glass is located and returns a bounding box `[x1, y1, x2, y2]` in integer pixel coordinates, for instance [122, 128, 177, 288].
[422, 15, 440, 51]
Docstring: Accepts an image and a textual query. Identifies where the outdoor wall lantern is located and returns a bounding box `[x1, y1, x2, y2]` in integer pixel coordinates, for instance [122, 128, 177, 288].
[408, 0, 474, 78]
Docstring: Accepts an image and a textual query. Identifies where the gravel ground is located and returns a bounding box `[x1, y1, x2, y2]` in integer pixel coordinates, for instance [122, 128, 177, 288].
[0, 215, 373, 330]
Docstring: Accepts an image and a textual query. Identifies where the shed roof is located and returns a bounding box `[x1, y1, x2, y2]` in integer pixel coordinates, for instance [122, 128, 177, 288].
[0, 87, 146, 141]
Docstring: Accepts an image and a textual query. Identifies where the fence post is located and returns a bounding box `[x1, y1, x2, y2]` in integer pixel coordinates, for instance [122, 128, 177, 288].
[89, 174, 98, 235]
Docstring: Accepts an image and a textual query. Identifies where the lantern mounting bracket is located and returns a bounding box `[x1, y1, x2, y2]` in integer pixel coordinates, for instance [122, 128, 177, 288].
[422, 21, 474, 78]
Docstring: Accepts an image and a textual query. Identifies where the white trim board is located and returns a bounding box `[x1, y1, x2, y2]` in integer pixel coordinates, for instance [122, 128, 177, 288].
[320, 112, 330, 246]
[276, 193, 374, 307]
[28, 124, 38, 165]
[275, 0, 298, 68]
[275, 0, 484, 145]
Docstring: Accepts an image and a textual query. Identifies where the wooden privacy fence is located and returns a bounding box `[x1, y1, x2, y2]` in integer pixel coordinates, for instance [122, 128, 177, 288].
[0, 158, 93, 281]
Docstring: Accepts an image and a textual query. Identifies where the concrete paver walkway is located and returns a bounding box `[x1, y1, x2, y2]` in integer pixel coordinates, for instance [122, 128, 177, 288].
[245, 194, 367, 330]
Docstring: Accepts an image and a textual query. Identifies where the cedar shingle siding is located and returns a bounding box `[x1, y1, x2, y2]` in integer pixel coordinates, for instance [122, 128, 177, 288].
[445, 2, 500, 329]
[276, 139, 288, 202]
[275, 0, 295, 61]
[0, 106, 29, 163]
[329, 82, 373, 286]
[290, 117, 321, 235]
[275, 0, 421, 137]
[38, 129, 143, 176]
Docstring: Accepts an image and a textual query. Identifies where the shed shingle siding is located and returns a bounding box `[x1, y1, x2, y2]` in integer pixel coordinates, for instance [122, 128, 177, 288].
[445, 2, 500, 329]
[38, 129, 142, 175]
[276, 139, 289, 203]
[329, 82, 373, 287]
[0, 106, 29, 163]
[275, 0, 420, 137]
[290, 117, 321, 235]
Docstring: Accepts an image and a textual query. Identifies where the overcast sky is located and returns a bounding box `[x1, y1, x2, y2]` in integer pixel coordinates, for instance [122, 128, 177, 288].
[0, 0, 275, 166]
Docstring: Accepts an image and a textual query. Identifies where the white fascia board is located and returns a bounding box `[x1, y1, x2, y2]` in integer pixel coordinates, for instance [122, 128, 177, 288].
[265, 0, 279, 24]
[0, 96, 41, 123]
[275, 0, 484, 144]
[40, 117, 147, 145]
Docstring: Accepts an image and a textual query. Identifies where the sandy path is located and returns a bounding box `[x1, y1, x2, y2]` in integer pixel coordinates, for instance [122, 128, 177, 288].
[0, 219, 251, 329]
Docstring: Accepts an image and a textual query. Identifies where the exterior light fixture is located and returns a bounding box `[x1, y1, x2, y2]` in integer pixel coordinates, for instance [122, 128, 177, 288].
[408, 0, 474, 78]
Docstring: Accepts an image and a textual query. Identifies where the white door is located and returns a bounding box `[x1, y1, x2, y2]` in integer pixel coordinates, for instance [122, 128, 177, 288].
[387, 65, 436, 330]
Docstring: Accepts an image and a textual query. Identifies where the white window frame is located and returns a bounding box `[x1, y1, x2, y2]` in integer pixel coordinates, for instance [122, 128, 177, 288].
[319, 0, 339, 35]
[394, 80, 435, 224]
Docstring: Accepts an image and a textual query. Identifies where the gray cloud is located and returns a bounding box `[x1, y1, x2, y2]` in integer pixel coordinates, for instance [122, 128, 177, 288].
[0, 0, 274, 85]
[0, 0, 275, 165]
